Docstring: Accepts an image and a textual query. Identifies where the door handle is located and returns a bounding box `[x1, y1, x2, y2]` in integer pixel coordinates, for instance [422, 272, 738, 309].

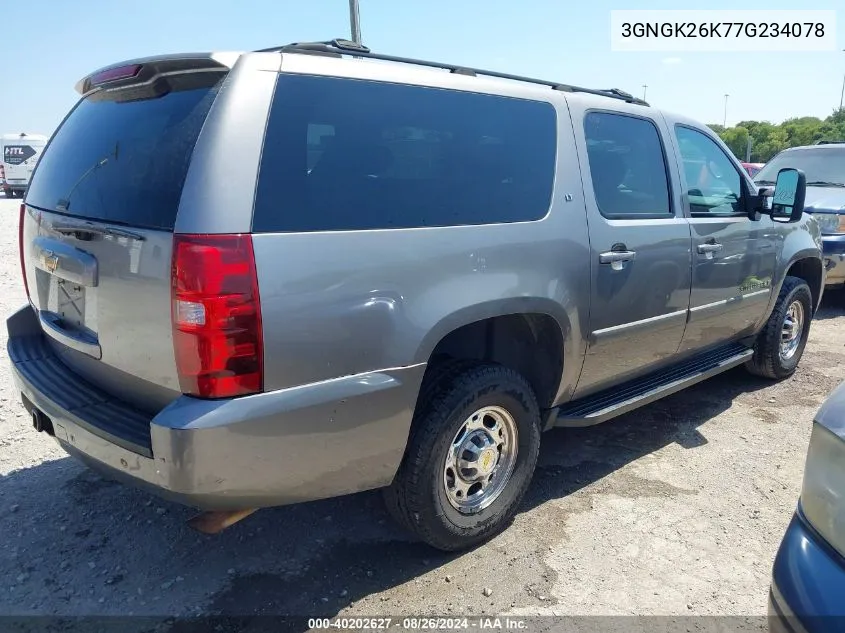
[697, 243, 723, 256]
[599, 250, 637, 270]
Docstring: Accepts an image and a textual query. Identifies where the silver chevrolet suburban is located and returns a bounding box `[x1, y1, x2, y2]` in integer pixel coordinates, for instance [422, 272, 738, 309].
[7, 39, 824, 551]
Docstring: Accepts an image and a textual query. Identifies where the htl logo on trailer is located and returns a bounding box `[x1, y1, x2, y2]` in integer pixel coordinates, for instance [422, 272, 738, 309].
[3, 145, 37, 166]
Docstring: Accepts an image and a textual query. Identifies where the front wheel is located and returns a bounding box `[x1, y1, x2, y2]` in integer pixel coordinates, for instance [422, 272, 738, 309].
[384, 363, 541, 551]
[745, 276, 813, 379]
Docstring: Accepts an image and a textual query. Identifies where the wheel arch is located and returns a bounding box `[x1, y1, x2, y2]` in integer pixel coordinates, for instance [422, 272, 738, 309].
[783, 253, 824, 314]
[413, 300, 572, 411]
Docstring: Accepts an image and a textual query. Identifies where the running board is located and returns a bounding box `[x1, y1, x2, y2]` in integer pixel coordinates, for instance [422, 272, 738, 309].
[554, 342, 754, 427]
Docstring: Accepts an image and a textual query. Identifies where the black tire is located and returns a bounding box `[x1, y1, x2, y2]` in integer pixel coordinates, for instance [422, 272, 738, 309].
[384, 363, 541, 551]
[745, 276, 813, 379]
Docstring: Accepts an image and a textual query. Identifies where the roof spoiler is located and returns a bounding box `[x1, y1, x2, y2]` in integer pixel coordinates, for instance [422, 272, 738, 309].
[75, 52, 241, 97]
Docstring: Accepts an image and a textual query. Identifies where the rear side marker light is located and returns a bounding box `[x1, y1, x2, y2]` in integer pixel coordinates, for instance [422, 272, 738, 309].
[171, 234, 263, 399]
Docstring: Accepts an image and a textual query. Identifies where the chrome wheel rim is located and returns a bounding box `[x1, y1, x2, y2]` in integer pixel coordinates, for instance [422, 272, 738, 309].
[443, 405, 518, 514]
[780, 300, 805, 361]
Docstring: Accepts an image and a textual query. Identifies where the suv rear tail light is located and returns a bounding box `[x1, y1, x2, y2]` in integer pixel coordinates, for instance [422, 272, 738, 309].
[171, 234, 263, 399]
[19, 204, 30, 301]
[0, 165, 6, 184]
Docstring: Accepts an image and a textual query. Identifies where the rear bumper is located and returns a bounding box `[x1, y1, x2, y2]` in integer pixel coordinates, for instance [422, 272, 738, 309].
[769, 510, 845, 633]
[822, 235, 845, 287]
[7, 305, 425, 510]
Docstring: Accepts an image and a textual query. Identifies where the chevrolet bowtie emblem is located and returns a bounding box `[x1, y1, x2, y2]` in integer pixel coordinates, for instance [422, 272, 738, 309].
[42, 251, 59, 273]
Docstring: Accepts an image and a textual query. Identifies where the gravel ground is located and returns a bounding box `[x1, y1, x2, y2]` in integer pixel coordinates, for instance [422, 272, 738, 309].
[0, 194, 843, 629]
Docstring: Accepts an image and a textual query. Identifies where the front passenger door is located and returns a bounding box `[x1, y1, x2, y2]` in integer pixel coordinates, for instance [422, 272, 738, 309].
[573, 110, 693, 398]
[671, 125, 777, 354]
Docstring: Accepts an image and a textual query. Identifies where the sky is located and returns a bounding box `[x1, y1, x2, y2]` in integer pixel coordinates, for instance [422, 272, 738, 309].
[1, 0, 843, 136]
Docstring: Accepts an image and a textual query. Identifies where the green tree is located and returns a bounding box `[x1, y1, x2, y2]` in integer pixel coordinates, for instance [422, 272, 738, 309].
[709, 109, 845, 162]
[721, 126, 750, 160]
[828, 108, 845, 126]
[753, 127, 789, 162]
[782, 117, 823, 147]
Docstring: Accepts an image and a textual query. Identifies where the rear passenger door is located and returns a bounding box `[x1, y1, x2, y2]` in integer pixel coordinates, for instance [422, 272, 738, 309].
[572, 109, 692, 397]
[669, 124, 777, 354]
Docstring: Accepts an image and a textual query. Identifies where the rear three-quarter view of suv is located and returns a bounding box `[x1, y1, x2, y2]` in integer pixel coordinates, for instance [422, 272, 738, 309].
[7, 39, 824, 551]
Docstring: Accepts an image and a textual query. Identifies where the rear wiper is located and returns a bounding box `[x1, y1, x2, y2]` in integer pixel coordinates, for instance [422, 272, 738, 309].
[807, 181, 845, 188]
[51, 221, 146, 241]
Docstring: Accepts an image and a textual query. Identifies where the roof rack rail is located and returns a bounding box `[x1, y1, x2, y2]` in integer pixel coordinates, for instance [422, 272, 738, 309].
[813, 139, 845, 145]
[255, 39, 650, 107]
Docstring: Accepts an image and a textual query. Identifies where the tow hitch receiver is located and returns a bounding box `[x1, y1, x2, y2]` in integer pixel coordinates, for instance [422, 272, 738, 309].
[187, 509, 258, 534]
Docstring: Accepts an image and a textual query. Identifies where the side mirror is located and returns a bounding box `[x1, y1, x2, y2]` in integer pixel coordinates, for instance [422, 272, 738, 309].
[770, 168, 806, 223]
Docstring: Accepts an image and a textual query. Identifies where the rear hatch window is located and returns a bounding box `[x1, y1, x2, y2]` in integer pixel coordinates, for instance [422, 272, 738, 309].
[19, 72, 225, 421]
[26, 79, 221, 229]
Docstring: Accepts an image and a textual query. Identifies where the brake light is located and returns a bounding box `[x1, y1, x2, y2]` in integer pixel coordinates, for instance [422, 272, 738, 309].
[90, 64, 142, 86]
[19, 204, 30, 301]
[171, 234, 263, 399]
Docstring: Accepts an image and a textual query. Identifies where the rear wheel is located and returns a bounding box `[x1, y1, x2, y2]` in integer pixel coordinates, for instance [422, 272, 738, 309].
[384, 363, 541, 551]
[745, 276, 813, 379]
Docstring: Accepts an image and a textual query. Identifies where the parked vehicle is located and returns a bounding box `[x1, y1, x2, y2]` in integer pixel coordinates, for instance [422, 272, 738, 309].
[755, 144, 845, 290]
[7, 39, 824, 551]
[769, 380, 845, 633]
[742, 162, 765, 178]
[1, 132, 48, 198]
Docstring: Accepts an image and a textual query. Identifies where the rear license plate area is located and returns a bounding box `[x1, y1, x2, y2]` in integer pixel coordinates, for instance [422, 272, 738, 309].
[52, 278, 86, 329]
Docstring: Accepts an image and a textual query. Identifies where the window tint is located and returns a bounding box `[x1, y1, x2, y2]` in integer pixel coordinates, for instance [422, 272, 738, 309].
[583, 112, 672, 219]
[675, 126, 743, 217]
[26, 81, 222, 230]
[306, 124, 335, 171]
[253, 75, 557, 232]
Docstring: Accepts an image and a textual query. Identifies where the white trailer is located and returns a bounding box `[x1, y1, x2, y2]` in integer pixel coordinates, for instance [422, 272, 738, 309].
[2, 132, 49, 197]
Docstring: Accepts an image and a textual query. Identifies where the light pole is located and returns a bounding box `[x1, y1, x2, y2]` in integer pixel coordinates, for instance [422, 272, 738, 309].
[349, 0, 362, 45]
[839, 49, 845, 111]
[723, 94, 729, 127]
[642, 84, 648, 101]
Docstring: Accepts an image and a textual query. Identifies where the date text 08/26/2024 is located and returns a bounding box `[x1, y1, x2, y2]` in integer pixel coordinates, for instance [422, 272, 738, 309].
[308, 617, 529, 630]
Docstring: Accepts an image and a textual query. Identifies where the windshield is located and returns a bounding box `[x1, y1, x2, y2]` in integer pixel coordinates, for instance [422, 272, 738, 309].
[754, 148, 845, 186]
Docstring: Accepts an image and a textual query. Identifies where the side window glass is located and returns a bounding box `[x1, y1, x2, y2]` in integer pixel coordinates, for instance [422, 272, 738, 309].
[306, 124, 335, 172]
[584, 112, 672, 219]
[675, 126, 743, 216]
[253, 74, 557, 232]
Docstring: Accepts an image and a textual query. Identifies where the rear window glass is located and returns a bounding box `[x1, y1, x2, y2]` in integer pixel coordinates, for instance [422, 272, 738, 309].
[26, 81, 222, 230]
[253, 74, 557, 232]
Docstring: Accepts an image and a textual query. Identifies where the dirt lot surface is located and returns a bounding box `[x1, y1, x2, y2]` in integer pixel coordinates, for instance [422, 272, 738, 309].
[0, 195, 843, 630]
